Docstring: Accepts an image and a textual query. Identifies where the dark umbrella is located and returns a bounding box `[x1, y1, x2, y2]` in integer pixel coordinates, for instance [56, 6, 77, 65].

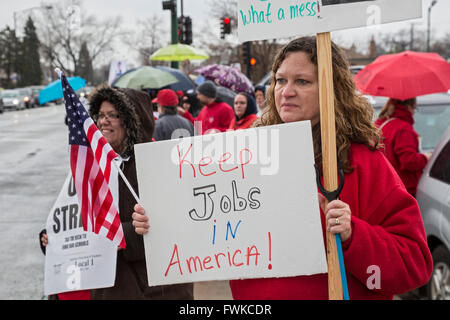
[111, 66, 177, 90]
[216, 85, 237, 107]
[155, 66, 197, 92]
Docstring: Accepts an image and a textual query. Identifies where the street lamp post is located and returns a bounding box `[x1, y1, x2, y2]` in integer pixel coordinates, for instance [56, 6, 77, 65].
[427, 0, 437, 52]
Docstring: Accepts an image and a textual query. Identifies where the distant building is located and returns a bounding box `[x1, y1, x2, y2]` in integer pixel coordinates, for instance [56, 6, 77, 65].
[341, 36, 378, 66]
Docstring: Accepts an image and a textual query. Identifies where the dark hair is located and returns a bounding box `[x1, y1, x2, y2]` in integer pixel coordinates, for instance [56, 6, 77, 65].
[254, 85, 266, 95]
[235, 92, 258, 120]
[89, 85, 154, 157]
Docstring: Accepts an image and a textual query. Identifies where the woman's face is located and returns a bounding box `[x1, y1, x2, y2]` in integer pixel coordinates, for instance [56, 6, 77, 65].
[182, 97, 191, 111]
[274, 51, 320, 125]
[97, 101, 126, 153]
[234, 94, 247, 118]
[255, 90, 265, 108]
[407, 101, 417, 115]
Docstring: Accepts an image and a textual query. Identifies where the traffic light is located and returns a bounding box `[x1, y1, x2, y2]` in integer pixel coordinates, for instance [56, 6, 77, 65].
[162, 0, 176, 13]
[184, 16, 192, 45]
[178, 16, 193, 45]
[250, 57, 257, 66]
[223, 17, 231, 34]
[178, 16, 185, 43]
[242, 42, 250, 63]
[220, 17, 231, 39]
[242, 42, 251, 78]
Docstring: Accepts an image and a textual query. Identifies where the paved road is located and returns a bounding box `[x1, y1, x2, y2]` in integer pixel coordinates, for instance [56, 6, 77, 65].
[0, 106, 234, 300]
[0, 106, 69, 299]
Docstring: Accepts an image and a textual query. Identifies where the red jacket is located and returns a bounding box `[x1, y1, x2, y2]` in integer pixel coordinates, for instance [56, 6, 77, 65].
[229, 143, 432, 300]
[375, 104, 428, 196]
[183, 101, 234, 134]
[57, 291, 91, 300]
[229, 114, 258, 130]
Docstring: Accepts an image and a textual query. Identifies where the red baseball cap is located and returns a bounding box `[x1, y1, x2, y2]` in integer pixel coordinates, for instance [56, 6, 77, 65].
[154, 89, 179, 107]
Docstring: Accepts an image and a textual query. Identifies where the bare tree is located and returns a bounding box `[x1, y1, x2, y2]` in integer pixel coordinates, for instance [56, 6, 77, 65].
[379, 28, 427, 54]
[431, 33, 450, 59]
[196, 0, 281, 82]
[122, 14, 169, 66]
[36, 0, 123, 78]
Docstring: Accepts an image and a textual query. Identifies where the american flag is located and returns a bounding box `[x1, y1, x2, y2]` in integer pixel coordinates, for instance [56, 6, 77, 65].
[61, 73, 126, 249]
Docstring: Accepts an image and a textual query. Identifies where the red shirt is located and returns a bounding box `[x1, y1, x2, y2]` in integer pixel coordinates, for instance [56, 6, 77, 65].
[229, 114, 258, 130]
[229, 143, 432, 300]
[183, 101, 234, 134]
[375, 104, 428, 196]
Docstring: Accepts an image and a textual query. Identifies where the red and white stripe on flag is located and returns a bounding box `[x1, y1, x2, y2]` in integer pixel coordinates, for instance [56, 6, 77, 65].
[70, 118, 126, 249]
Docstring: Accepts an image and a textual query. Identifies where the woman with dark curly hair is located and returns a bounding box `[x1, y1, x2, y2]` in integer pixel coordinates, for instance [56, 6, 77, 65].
[87, 86, 193, 300]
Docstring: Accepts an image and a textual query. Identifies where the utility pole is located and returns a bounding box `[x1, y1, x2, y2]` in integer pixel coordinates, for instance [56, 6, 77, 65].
[427, 0, 437, 52]
[410, 23, 416, 51]
[162, 0, 179, 68]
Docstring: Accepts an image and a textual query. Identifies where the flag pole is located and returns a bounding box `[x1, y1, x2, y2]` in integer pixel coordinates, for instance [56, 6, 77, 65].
[113, 161, 142, 205]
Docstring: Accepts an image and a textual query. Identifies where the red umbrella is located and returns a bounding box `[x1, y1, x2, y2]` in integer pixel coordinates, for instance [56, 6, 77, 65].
[354, 51, 450, 100]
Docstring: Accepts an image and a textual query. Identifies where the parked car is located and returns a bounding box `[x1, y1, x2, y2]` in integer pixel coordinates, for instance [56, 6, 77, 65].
[0, 92, 4, 114]
[255, 71, 272, 90]
[349, 65, 366, 76]
[367, 93, 450, 152]
[1, 89, 27, 111]
[416, 126, 450, 300]
[28, 85, 44, 107]
[77, 86, 95, 99]
[17, 87, 33, 108]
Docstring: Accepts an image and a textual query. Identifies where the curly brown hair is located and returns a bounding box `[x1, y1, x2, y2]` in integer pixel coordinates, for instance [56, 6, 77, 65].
[254, 36, 381, 172]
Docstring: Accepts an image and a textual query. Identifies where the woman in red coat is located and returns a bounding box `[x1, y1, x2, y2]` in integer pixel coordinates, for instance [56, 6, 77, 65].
[375, 98, 430, 196]
[132, 37, 433, 299]
[229, 93, 259, 130]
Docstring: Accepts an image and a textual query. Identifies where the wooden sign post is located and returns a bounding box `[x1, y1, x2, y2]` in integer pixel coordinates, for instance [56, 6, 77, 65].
[316, 32, 343, 300]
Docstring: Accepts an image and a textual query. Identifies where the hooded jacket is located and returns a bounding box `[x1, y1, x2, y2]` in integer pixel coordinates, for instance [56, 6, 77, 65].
[88, 86, 193, 299]
[229, 93, 259, 130]
[375, 103, 428, 196]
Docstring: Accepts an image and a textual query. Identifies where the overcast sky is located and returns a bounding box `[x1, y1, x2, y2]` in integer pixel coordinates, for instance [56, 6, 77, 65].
[0, 0, 449, 65]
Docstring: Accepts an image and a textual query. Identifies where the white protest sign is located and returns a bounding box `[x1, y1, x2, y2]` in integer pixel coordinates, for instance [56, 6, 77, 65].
[135, 121, 327, 286]
[108, 60, 128, 85]
[44, 173, 117, 295]
[238, 0, 422, 42]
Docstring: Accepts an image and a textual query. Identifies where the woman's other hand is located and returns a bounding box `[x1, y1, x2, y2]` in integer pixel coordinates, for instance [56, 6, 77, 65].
[132, 204, 150, 235]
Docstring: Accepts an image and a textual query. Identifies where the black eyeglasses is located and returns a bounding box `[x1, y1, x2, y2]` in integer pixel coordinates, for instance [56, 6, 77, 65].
[93, 112, 120, 122]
